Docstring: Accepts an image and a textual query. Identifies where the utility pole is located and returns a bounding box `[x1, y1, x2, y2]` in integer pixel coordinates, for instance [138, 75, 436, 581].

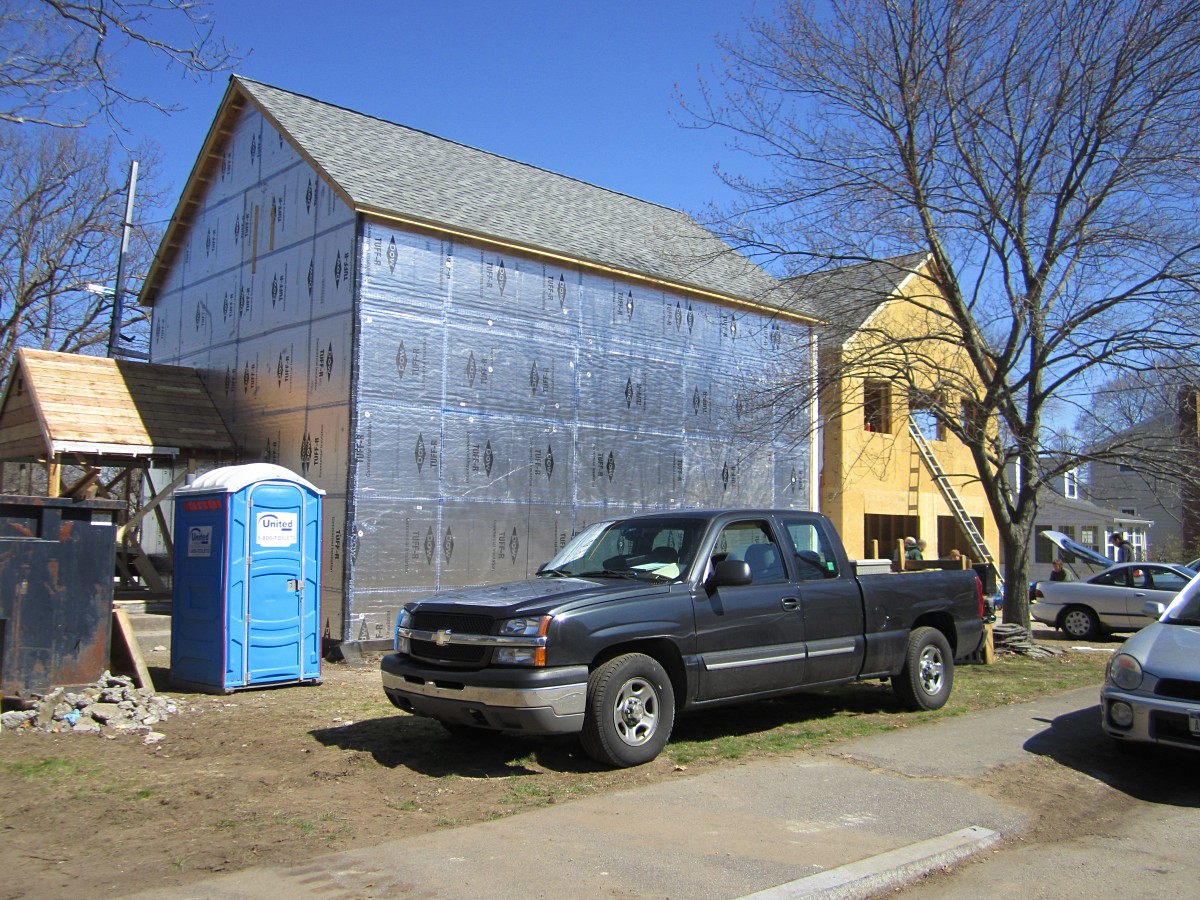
[107, 160, 139, 358]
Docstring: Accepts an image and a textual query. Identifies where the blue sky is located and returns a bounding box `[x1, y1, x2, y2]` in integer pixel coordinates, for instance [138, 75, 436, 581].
[115, 0, 776, 232]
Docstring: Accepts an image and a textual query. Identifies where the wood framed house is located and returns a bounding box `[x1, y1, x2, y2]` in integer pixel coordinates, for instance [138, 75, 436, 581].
[795, 254, 999, 569]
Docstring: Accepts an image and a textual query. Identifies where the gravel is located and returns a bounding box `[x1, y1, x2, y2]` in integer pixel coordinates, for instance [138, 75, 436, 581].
[1, 671, 185, 738]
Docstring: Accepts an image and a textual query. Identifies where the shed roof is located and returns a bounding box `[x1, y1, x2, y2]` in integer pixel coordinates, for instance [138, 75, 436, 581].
[0, 349, 235, 462]
[141, 77, 796, 317]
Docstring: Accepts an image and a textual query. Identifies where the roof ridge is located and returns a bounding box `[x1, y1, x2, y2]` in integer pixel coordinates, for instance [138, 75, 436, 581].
[233, 75, 691, 218]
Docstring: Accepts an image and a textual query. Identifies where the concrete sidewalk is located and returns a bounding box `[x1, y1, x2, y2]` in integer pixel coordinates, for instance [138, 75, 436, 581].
[132, 688, 1098, 900]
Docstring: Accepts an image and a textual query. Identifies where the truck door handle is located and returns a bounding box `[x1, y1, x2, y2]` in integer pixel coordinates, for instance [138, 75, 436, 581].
[781, 597, 799, 610]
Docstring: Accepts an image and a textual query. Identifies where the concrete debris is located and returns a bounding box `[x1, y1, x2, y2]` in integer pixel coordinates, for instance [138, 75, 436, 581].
[991, 623, 1065, 658]
[1, 672, 184, 736]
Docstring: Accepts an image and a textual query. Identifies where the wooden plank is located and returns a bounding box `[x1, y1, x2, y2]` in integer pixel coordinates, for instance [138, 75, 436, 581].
[111, 606, 155, 691]
[38, 391, 226, 424]
[131, 553, 168, 595]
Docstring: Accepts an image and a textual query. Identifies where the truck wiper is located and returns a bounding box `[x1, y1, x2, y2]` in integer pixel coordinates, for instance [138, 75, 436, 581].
[576, 569, 641, 580]
[538, 567, 574, 578]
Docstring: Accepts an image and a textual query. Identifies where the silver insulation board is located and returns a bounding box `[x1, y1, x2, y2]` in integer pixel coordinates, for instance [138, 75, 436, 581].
[349, 223, 813, 639]
[150, 103, 813, 643]
[150, 104, 356, 640]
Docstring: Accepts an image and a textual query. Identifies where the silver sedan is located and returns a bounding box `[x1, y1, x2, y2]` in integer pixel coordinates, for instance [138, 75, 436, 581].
[1101, 577, 1200, 752]
[1031, 562, 1196, 640]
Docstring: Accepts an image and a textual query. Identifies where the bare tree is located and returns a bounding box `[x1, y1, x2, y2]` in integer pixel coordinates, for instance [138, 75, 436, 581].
[0, 126, 161, 378]
[685, 0, 1200, 626]
[0, 0, 236, 129]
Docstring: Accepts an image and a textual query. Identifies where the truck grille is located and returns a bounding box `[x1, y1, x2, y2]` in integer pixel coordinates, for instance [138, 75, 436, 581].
[412, 612, 492, 634]
[410, 611, 493, 665]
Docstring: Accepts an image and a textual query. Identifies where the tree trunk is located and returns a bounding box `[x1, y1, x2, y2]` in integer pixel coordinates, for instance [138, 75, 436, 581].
[1001, 520, 1034, 630]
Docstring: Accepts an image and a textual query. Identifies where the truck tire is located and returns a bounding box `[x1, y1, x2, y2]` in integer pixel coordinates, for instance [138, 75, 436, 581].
[581, 653, 675, 768]
[893, 626, 954, 711]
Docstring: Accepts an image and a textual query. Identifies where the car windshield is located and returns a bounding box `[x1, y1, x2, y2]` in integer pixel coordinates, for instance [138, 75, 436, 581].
[1163, 577, 1200, 626]
[538, 517, 706, 583]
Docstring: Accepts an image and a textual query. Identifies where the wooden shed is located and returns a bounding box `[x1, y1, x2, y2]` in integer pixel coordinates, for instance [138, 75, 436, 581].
[0, 348, 236, 593]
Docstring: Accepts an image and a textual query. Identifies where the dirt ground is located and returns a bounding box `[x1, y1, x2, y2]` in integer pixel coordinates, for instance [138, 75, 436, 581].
[0, 634, 1111, 900]
[0, 650, 727, 900]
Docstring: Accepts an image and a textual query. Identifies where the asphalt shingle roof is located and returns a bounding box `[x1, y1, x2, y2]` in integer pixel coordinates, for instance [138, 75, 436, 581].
[144, 77, 789, 310]
[787, 252, 930, 332]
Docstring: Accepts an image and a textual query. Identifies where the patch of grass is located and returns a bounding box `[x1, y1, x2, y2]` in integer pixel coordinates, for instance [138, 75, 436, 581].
[275, 814, 318, 836]
[2, 757, 96, 781]
[0, 756, 155, 802]
[385, 799, 418, 812]
[271, 811, 350, 839]
[667, 648, 1110, 766]
[501, 777, 593, 807]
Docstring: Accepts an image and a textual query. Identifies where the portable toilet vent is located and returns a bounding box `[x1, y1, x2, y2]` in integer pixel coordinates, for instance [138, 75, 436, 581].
[171, 463, 324, 693]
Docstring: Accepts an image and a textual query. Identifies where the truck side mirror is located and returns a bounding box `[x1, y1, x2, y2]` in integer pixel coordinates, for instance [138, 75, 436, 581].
[1143, 599, 1166, 619]
[710, 559, 752, 587]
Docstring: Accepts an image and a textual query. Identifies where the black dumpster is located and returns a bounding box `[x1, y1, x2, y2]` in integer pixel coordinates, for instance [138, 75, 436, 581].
[0, 495, 123, 702]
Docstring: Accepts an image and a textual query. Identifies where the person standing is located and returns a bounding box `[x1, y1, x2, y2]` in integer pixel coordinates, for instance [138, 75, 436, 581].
[1049, 559, 1071, 581]
[1110, 533, 1131, 563]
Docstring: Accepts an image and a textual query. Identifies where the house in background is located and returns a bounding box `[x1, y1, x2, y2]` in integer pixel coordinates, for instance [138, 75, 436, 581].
[796, 254, 999, 569]
[1031, 463, 1153, 581]
[138, 76, 819, 644]
[1085, 388, 1200, 562]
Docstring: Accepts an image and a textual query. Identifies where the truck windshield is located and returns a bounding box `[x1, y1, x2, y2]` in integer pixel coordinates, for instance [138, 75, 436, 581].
[538, 517, 705, 582]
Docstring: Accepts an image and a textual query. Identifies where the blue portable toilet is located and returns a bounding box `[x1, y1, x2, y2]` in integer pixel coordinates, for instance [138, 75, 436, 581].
[171, 463, 324, 692]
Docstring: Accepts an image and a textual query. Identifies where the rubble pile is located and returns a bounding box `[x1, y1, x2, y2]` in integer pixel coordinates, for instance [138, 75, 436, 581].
[1, 672, 183, 738]
[991, 623, 1065, 658]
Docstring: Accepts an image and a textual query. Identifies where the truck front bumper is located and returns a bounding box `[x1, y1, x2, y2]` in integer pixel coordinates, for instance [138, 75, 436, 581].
[380, 653, 588, 734]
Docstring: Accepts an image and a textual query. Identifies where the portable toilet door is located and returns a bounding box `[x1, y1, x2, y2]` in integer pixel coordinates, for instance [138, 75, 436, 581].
[172, 463, 323, 692]
[243, 477, 314, 685]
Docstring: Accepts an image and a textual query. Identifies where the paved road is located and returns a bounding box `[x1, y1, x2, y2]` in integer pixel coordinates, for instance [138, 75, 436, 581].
[125, 682, 1200, 900]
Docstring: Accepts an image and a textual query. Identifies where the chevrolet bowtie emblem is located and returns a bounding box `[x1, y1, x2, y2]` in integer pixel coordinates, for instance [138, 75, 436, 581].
[434, 629, 453, 646]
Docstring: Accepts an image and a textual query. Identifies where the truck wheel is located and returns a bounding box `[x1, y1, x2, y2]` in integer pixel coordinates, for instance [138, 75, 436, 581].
[1060, 606, 1101, 640]
[581, 653, 675, 768]
[893, 626, 954, 711]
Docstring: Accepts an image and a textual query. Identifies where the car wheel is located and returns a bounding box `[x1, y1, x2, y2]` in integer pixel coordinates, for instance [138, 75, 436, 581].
[1060, 606, 1102, 640]
[581, 653, 675, 768]
[893, 626, 954, 711]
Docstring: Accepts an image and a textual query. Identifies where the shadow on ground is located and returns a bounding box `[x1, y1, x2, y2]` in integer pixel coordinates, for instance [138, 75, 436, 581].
[309, 681, 909, 777]
[1024, 704, 1200, 807]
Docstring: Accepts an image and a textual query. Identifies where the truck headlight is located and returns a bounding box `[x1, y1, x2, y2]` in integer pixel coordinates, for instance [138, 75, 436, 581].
[1108, 653, 1143, 691]
[395, 609, 413, 654]
[494, 615, 551, 666]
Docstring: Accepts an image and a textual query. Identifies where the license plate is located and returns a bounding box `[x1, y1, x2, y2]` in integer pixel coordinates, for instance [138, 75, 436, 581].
[1190, 711, 1200, 736]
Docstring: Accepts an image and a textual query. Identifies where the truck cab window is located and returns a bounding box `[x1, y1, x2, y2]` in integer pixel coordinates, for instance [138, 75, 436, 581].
[782, 518, 838, 580]
[714, 521, 786, 584]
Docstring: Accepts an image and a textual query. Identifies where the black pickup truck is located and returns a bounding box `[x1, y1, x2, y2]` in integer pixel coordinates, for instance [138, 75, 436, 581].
[382, 509, 986, 767]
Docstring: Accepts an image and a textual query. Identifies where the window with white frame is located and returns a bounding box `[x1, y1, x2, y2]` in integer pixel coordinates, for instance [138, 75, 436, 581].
[1063, 468, 1079, 500]
[1130, 530, 1146, 562]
